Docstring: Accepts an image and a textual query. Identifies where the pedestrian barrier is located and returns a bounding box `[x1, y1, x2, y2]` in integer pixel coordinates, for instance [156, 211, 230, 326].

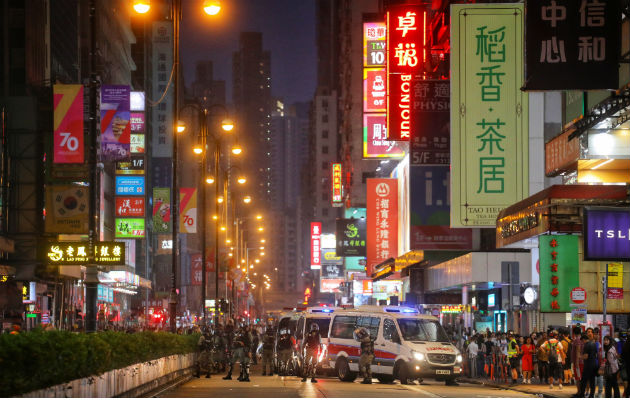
[19, 353, 195, 398]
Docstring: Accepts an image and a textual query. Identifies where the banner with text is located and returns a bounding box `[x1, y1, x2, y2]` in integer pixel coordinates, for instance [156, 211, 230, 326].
[179, 187, 197, 233]
[451, 4, 529, 227]
[367, 179, 398, 277]
[53, 85, 84, 164]
[100, 85, 131, 161]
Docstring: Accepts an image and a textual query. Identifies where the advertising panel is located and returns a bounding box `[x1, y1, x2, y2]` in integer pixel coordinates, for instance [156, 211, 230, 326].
[367, 179, 398, 277]
[411, 80, 450, 166]
[320, 278, 344, 293]
[115, 176, 145, 195]
[153, 188, 171, 233]
[386, 4, 427, 141]
[363, 114, 405, 159]
[607, 262, 623, 300]
[321, 248, 343, 265]
[130, 91, 145, 111]
[53, 84, 84, 164]
[311, 222, 322, 269]
[179, 187, 197, 234]
[451, 4, 529, 227]
[336, 218, 367, 257]
[364, 68, 387, 112]
[44, 241, 125, 265]
[583, 207, 630, 261]
[322, 264, 343, 279]
[100, 85, 131, 161]
[130, 134, 145, 154]
[115, 156, 145, 175]
[410, 166, 473, 250]
[152, 22, 174, 157]
[115, 197, 145, 217]
[545, 128, 580, 176]
[331, 163, 343, 207]
[364, 22, 387, 67]
[539, 235, 579, 313]
[115, 218, 145, 238]
[45, 185, 89, 234]
[524, 0, 621, 90]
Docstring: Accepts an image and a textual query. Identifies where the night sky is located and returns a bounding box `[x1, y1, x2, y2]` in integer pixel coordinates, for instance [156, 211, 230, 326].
[180, 0, 317, 105]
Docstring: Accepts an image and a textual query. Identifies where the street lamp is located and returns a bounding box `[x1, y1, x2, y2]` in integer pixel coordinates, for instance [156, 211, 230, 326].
[133, 0, 225, 333]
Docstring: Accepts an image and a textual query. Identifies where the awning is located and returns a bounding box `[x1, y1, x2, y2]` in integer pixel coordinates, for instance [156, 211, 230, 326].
[371, 258, 395, 282]
[395, 250, 425, 271]
[496, 184, 628, 248]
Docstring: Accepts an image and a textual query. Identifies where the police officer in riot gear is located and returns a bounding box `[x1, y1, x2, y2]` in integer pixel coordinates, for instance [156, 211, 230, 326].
[354, 327, 375, 384]
[195, 327, 213, 378]
[276, 328, 294, 376]
[262, 324, 275, 376]
[301, 323, 322, 383]
[223, 325, 252, 382]
[210, 325, 227, 373]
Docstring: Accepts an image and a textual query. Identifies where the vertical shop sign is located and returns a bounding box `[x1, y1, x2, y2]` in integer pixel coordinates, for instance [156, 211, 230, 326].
[451, 4, 529, 227]
[364, 22, 387, 67]
[387, 4, 427, 141]
[524, 0, 621, 90]
[179, 188, 197, 234]
[367, 179, 398, 276]
[152, 22, 174, 157]
[411, 80, 450, 165]
[53, 85, 84, 164]
[539, 235, 579, 312]
[331, 163, 343, 207]
[100, 85, 131, 161]
[311, 222, 322, 270]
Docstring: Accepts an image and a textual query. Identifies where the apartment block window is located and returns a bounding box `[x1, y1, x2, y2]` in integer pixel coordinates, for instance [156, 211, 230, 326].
[322, 193, 328, 201]
[322, 162, 328, 170]
[322, 146, 329, 154]
[322, 130, 329, 138]
[322, 208, 329, 217]
[322, 114, 328, 123]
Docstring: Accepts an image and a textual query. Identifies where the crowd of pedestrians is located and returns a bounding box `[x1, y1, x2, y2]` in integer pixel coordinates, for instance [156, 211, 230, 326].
[459, 326, 630, 398]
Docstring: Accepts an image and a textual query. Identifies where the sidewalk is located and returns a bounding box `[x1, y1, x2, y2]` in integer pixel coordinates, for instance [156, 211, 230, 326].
[459, 377, 579, 398]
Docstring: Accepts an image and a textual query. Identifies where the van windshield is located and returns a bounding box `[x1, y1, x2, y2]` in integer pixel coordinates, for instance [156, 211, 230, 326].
[397, 319, 450, 342]
[306, 318, 330, 338]
[278, 318, 297, 334]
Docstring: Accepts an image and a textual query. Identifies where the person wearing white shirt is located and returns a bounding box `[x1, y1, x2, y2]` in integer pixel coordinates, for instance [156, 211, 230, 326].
[468, 338, 479, 378]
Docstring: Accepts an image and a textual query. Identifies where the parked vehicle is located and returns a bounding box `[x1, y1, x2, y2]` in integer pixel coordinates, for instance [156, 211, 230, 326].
[325, 305, 463, 385]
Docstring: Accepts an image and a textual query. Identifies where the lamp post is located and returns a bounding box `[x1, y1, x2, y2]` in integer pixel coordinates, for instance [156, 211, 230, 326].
[133, 0, 224, 333]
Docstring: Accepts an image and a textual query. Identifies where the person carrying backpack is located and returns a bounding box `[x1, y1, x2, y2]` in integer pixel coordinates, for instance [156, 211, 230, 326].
[543, 330, 565, 390]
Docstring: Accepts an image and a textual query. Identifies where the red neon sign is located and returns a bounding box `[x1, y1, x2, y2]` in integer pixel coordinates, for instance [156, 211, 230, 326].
[387, 5, 426, 141]
[311, 222, 322, 269]
[331, 163, 343, 206]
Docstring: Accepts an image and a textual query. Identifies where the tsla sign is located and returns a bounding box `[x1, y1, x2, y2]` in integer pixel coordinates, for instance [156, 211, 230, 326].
[583, 207, 630, 261]
[311, 222, 322, 270]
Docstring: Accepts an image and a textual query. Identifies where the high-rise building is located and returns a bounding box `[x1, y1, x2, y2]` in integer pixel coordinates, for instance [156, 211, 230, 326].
[232, 32, 272, 210]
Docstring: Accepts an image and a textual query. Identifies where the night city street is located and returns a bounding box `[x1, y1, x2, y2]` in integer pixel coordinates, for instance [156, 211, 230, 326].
[1, 0, 630, 398]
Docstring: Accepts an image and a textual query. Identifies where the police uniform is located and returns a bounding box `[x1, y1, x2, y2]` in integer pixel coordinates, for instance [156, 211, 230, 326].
[277, 330, 294, 376]
[356, 327, 375, 384]
[195, 331, 213, 378]
[302, 325, 321, 383]
[210, 328, 227, 372]
[262, 328, 275, 375]
[223, 327, 252, 382]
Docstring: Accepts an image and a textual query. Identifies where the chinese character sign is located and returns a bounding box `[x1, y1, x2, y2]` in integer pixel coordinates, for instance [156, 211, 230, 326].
[363, 114, 406, 159]
[100, 85, 131, 161]
[43, 241, 125, 265]
[336, 218, 367, 257]
[364, 69, 387, 112]
[411, 80, 450, 166]
[607, 262, 623, 300]
[367, 179, 398, 277]
[53, 85, 84, 164]
[311, 222, 322, 269]
[364, 22, 387, 67]
[451, 4, 529, 227]
[525, 0, 621, 90]
[539, 235, 579, 313]
[115, 218, 145, 238]
[115, 197, 145, 217]
[387, 5, 427, 141]
[152, 22, 174, 158]
[331, 163, 343, 206]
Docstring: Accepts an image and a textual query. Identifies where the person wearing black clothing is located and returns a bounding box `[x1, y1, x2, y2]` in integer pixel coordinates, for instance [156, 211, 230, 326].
[622, 338, 630, 398]
[575, 333, 597, 398]
[604, 335, 621, 398]
[276, 328, 294, 376]
[261, 326, 275, 376]
[301, 323, 322, 383]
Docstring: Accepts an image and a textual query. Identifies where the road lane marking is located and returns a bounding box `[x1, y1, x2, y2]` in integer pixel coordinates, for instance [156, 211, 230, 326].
[402, 384, 442, 397]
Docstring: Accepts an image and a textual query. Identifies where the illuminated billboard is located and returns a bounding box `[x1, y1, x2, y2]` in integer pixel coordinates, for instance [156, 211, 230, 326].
[44, 241, 126, 265]
[115, 218, 145, 238]
[311, 222, 322, 269]
[331, 163, 343, 207]
[363, 114, 405, 159]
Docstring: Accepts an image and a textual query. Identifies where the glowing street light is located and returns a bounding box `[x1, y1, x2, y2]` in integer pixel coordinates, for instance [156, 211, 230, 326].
[176, 120, 186, 133]
[133, 0, 151, 14]
[221, 118, 234, 131]
[206, 176, 215, 184]
[217, 196, 224, 203]
[257, 226, 264, 232]
[243, 196, 252, 204]
[237, 176, 247, 184]
[232, 144, 242, 155]
[256, 215, 263, 220]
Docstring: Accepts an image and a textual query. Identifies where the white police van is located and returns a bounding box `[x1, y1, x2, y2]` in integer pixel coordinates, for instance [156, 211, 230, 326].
[325, 305, 462, 384]
[294, 306, 338, 374]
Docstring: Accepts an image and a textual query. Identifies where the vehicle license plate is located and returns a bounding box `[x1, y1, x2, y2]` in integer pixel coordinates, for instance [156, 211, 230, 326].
[436, 369, 451, 375]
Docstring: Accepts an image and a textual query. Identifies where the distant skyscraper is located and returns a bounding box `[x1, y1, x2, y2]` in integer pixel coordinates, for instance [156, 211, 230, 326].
[232, 32, 272, 209]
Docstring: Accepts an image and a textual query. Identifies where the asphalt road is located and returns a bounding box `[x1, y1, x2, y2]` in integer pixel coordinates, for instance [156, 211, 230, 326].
[157, 365, 539, 398]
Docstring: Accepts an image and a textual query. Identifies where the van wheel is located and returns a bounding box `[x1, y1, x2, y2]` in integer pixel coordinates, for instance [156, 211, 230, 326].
[395, 361, 410, 384]
[377, 375, 395, 384]
[336, 358, 357, 382]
